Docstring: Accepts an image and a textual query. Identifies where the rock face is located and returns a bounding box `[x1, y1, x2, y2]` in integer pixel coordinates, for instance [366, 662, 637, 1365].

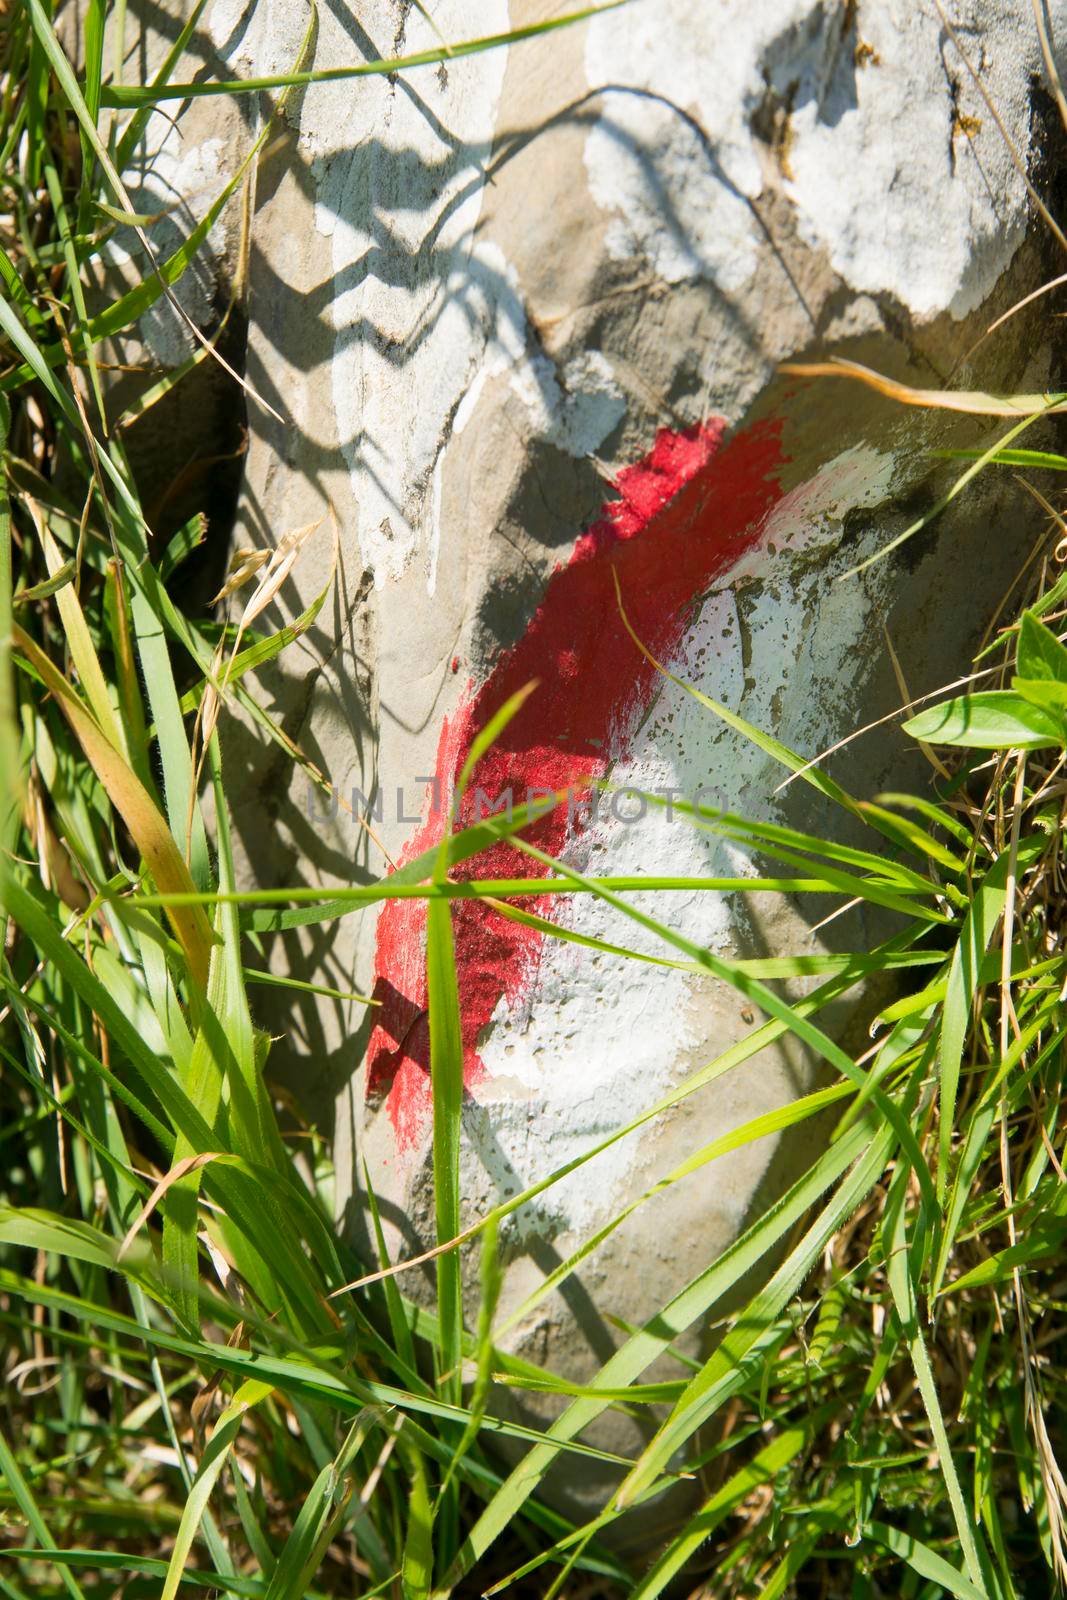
[115, 0, 1064, 1518]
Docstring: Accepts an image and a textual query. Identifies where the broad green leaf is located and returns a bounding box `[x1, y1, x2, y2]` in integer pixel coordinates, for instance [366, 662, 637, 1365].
[1016, 611, 1067, 683]
[903, 691, 1065, 750]
[1012, 675, 1067, 711]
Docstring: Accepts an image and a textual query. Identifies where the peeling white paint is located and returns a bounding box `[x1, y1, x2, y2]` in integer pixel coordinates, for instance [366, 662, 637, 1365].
[471, 447, 894, 1236]
[424, 268, 626, 595]
[300, 0, 583, 592]
[265, 0, 633, 592]
[720, 443, 898, 585]
[584, 0, 1050, 319]
[582, 3, 764, 293]
[782, 1, 1040, 319]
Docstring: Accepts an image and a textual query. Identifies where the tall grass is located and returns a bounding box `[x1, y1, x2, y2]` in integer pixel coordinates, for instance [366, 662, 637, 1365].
[3, 3, 1067, 1598]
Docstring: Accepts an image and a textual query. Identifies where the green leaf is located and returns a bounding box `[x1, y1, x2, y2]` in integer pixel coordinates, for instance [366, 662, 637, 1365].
[261, 1423, 360, 1600]
[1016, 610, 1067, 684]
[400, 1436, 434, 1600]
[1, 1551, 263, 1597]
[903, 691, 1065, 750]
[363, 1162, 417, 1374]
[942, 1223, 1067, 1295]
[159, 514, 207, 584]
[608, 1121, 895, 1518]
[513, 834, 938, 1212]
[496, 1079, 853, 1341]
[14, 560, 75, 604]
[1011, 676, 1067, 711]
[0, 392, 18, 869]
[882, 1172, 988, 1590]
[840, 402, 1062, 579]
[0, 1267, 635, 1469]
[867, 1522, 989, 1600]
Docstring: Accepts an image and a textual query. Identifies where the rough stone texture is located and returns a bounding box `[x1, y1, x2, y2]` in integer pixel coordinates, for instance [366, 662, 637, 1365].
[110, 0, 1066, 1521]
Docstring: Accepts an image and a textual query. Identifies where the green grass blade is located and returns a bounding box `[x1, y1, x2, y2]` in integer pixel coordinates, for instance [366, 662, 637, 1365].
[497, 1080, 852, 1339]
[630, 1413, 836, 1600]
[425, 893, 464, 1408]
[0, 1423, 89, 1600]
[0, 394, 18, 875]
[610, 1120, 896, 1516]
[932, 446, 1067, 471]
[99, 4, 630, 105]
[867, 1522, 990, 1600]
[840, 403, 1063, 579]
[937, 843, 1039, 1202]
[363, 1161, 417, 1373]
[442, 1116, 880, 1585]
[160, 1381, 274, 1600]
[883, 1171, 989, 1590]
[400, 1435, 434, 1600]
[42, 162, 106, 429]
[514, 835, 938, 1210]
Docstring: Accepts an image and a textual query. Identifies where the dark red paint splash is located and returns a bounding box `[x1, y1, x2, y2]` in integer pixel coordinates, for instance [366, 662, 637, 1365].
[368, 416, 787, 1149]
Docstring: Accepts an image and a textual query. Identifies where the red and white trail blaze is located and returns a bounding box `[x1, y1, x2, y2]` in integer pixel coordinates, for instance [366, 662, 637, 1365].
[367, 416, 788, 1150]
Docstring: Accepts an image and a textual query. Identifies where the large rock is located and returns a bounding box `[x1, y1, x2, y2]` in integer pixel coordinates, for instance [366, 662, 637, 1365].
[112, 0, 1065, 1520]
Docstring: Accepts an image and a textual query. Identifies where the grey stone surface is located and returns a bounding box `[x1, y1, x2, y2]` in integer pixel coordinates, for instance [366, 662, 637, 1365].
[106, 0, 1067, 1521]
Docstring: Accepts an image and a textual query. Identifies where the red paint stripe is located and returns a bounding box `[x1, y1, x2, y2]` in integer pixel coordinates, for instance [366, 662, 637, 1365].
[368, 417, 787, 1149]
